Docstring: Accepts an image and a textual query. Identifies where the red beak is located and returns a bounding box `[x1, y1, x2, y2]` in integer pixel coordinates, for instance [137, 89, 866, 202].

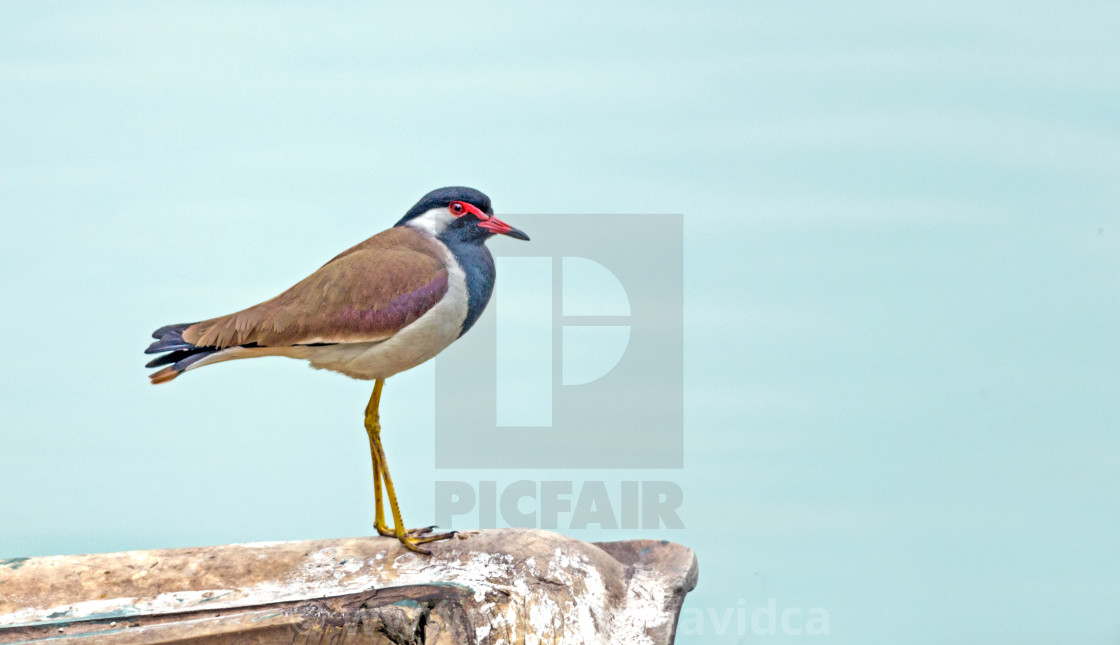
[479, 216, 530, 240]
[460, 202, 529, 240]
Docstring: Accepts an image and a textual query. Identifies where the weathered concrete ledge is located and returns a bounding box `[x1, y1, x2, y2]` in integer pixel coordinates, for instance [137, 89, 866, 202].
[0, 528, 698, 644]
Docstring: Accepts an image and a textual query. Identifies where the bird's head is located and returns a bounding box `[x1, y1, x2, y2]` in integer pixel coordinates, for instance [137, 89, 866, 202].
[396, 186, 529, 243]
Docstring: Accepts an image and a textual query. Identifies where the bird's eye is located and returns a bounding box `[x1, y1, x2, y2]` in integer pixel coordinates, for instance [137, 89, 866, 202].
[449, 202, 466, 216]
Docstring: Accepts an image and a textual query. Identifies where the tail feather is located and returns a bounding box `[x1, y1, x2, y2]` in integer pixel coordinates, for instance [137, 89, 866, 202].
[149, 365, 181, 384]
[145, 348, 204, 368]
[171, 350, 216, 372]
[151, 323, 192, 340]
[146, 321, 219, 384]
[145, 323, 195, 354]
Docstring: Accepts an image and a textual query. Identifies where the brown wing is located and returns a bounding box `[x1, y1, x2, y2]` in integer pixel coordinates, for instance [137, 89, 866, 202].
[182, 227, 448, 349]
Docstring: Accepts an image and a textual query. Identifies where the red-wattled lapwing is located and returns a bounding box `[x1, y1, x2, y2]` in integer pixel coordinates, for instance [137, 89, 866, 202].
[145, 187, 528, 553]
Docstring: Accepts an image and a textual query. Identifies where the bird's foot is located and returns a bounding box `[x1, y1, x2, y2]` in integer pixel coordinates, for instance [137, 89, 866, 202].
[374, 523, 458, 554]
[375, 523, 441, 538]
[396, 528, 459, 555]
[404, 524, 439, 537]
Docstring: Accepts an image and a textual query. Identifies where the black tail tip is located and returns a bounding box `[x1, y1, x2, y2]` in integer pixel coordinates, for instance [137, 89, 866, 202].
[146, 321, 210, 383]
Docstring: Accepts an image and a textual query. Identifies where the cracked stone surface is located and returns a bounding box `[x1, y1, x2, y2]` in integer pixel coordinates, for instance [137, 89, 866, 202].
[0, 528, 698, 644]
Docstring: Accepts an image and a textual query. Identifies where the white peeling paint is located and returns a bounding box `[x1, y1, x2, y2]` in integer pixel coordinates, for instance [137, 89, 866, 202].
[1, 533, 694, 645]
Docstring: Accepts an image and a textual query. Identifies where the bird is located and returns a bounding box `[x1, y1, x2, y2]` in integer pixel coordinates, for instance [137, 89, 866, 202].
[144, 186, 529, 554]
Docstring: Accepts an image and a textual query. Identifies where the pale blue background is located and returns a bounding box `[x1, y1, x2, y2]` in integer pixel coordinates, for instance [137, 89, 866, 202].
[2, 3, 1119, 643]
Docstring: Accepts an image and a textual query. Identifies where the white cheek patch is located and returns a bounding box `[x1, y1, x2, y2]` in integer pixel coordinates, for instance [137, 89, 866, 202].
[405, 206, 456, 237]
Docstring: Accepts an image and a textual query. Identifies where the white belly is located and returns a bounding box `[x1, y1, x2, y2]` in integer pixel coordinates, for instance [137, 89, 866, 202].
[294, 300, 464, 380]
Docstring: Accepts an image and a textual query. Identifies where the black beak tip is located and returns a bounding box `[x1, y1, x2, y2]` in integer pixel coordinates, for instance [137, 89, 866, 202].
[506, 228, 530, 241]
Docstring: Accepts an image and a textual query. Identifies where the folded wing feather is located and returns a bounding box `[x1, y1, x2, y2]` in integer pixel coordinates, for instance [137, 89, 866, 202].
[182, 227, 450, 349]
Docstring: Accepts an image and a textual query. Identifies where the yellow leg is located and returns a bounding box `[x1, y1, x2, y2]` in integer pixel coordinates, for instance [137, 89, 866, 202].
[365, 381, 392, 537]
[363, 379, 457, 554]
